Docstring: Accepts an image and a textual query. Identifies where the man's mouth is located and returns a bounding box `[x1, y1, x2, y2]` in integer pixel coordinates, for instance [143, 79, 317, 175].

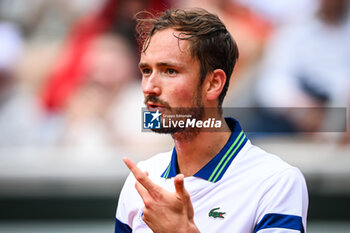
[147, 102, 168, 111]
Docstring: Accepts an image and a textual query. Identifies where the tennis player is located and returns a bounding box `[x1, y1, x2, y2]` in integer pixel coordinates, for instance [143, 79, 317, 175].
[115, 8, 308, 233]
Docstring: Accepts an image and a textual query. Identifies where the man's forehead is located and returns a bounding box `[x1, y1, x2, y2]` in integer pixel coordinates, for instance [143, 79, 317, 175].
[142, 28, 191, 55]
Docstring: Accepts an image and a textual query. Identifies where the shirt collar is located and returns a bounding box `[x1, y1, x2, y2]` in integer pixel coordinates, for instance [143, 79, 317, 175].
[161, 117, 248, 183]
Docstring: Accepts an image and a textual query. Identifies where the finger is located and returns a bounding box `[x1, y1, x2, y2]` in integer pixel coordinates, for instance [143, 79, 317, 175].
[174, 174, 194, 219]
[174, 174, 186, 199]
[135, 180, 152, 207]
[134, 170, 150, 200]
[186, 191, 195, 220]
[123, 157, 157, 193]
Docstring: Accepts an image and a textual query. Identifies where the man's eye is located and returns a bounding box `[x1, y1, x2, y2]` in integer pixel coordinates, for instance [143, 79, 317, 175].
[166, 68, 178, 75]
[142, 68, 152, 75]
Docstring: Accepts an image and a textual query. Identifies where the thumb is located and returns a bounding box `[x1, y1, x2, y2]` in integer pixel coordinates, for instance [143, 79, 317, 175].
[174, 174, 185, 197]
[174, 174, 194, 220]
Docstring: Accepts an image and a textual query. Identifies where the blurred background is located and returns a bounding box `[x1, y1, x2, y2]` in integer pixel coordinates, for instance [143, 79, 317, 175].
[0, 0, 349, 232]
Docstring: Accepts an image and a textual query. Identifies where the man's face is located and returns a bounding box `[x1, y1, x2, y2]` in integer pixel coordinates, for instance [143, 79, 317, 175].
[140, 28, 204, 133]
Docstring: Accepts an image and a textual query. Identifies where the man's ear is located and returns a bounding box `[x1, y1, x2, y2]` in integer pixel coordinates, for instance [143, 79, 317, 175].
[205, 69, 226, 101]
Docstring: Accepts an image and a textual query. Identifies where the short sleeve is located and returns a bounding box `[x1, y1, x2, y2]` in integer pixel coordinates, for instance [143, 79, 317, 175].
[115, 172, 138, 233]
[115, 161, 150, 233]
[254, 167, 308, 233]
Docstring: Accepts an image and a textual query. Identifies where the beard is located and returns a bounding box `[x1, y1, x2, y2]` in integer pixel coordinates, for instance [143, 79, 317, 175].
[145, 90, 204, 135]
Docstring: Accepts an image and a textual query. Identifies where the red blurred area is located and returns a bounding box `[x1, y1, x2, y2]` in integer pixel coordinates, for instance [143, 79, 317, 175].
[41, 0, 171, 112]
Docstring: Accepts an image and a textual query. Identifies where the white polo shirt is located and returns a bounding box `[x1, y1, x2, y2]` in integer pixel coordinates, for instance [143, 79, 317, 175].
[115, 118, 308, 233]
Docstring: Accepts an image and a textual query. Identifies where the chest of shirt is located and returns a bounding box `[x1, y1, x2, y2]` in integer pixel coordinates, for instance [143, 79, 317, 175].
[130, 175, 265, 233]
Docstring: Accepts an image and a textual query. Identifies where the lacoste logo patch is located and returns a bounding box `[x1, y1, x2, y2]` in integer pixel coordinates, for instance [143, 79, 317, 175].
[209, 207, 226, 219]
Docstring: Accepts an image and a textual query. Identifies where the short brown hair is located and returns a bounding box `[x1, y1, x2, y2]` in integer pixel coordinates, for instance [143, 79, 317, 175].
[136, 8, 239, 107]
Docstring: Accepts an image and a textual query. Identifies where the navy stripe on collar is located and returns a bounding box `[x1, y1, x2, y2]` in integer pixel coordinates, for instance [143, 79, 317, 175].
[161, 117, 248, 183]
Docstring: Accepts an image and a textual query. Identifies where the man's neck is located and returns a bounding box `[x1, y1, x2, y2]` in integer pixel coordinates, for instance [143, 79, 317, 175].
[172, 116, 231, 177]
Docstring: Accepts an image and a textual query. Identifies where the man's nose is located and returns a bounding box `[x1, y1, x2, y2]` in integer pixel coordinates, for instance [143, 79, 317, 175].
[142, 72, 161, 96]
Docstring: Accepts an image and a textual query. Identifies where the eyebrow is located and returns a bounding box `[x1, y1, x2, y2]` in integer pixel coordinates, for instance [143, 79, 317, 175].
[139, 62, 148, 69]
[139, 62, 184, 69]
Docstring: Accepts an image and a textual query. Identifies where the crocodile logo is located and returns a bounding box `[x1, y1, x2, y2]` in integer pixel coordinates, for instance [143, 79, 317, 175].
[209, 207, 226, 219]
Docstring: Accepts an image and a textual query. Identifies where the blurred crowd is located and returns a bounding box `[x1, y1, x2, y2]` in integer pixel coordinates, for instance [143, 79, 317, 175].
[0, 0, 349, 155]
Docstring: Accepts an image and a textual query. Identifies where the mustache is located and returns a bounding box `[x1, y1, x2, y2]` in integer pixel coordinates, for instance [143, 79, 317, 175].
[144, 96, 170, 108]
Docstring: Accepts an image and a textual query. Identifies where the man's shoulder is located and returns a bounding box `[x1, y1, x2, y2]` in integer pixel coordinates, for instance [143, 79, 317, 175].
[120, 150, 173, 195]
[236, 141, 303, 179]
[137, 150, 173, 174]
